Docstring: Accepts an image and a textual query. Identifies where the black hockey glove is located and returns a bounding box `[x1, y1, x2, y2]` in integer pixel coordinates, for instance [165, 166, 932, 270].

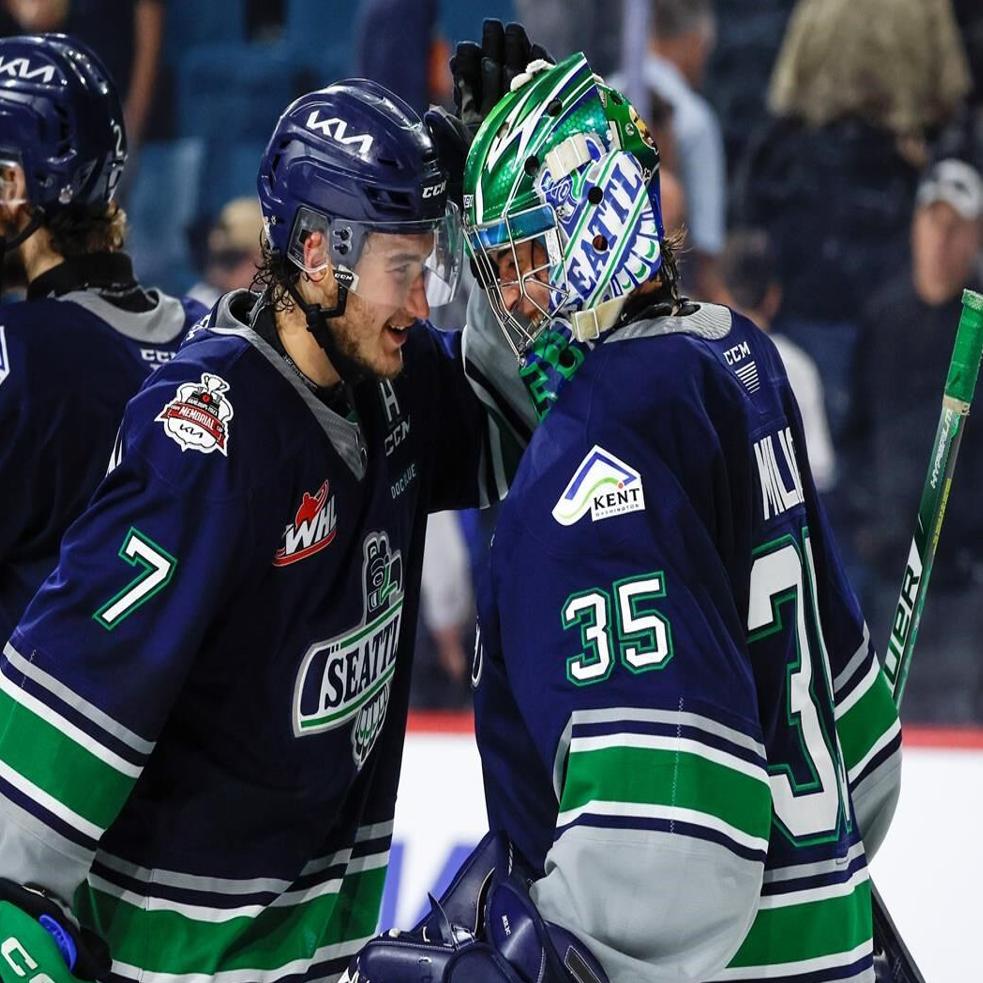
[341, 832, 608, 983]
[0, 879, 110, 982]
[423, 106, 472, 211]
[450, 19, 554, 132]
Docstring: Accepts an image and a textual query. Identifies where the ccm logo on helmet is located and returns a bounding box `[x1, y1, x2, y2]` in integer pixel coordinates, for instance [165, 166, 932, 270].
[422, 180, 447, 199]
[305, 111, 374, 154]
[1, 935, 55, 981]
[0, 56, 56, 84]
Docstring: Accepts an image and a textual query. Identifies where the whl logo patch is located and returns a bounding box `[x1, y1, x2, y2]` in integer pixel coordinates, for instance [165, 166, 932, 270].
[274, 480, 337, 566]
[552, 445, 645, 526]
[157, 373, 234, 455]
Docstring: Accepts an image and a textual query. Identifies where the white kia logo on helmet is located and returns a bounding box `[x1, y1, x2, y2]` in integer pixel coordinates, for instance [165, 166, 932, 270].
[0, 56, 56, 83]
[305, 111, 374, 155]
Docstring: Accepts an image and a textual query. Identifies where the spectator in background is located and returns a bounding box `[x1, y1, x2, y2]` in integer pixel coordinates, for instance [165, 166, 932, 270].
[614, 0, 727, 302]
[354, 0, 450, 114]
[721, 228, 836, 493]
[856, 157, 983, 722]
[1, 0, 165, 149]
[412, 510, 475, 708]
[187, 196, 263, 310]
[735, 0, 970, 444]
[513, 0, 621, 77]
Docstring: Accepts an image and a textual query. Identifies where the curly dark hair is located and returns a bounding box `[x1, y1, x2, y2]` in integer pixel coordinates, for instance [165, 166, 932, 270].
[46, 201, 127, 256]
[649, 226, 686, 307]
[251, 238, 300, 311]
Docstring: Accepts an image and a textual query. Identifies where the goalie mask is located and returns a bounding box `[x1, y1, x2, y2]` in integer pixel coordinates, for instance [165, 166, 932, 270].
[463, 53, 665, 359]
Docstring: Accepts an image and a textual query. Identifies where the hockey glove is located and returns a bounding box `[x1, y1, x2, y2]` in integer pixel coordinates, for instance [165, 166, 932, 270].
[423, 106, 472, 211]
[450, 19, 553, 131]
[0, 880, 110, 982]
[342, 832, 607, 983]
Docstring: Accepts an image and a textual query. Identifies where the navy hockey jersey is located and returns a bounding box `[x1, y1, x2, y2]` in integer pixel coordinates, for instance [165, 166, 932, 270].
[0, 290, 510, 982]
[473, 304, 902, 983]
[0, 253, 202, 643]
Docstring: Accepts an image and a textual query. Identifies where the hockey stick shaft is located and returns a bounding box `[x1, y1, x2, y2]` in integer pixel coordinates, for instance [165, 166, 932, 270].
[870, 289, 983, 983]
[881, 288, 983, 706]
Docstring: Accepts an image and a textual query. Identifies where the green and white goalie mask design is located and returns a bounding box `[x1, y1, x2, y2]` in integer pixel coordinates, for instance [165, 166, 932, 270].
[463, 53, 665, 359]
[286, 203, 463, 309]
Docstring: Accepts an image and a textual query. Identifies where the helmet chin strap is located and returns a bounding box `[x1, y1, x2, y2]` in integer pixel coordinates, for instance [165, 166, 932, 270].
[285, 275, 369, 385]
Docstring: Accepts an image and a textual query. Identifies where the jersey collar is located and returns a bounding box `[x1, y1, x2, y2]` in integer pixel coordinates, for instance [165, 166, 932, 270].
[27, 252, 142, 302]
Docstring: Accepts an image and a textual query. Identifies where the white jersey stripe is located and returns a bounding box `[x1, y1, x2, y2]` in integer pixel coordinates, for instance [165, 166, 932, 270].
[568, 706, 766, 757]
[711, 939, 873, 980]
[757, 866, 869, 909]
[763, 841, 866, 884]
[847, 719, 902, 785]
[3, 642, 154, 754]
[0, 669, 142, 778]
[555, 799, 770, 853]
[109, 936, 369, 983]
[835, 658, 880, 720]
[0, 757, 102, 840]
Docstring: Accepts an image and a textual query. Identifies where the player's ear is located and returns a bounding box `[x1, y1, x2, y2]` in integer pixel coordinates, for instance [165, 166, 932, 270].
[0, 161, 28, 221]
[302, 229, 330, 283]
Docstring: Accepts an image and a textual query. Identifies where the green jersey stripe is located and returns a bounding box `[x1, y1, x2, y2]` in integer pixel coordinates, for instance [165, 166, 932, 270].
[0, 672, 141, 777]
[570, 732, 769, 784]
[834, 659, 880, 720]
[836, 667, 899, 774]
[845, 719, 901, 786]
[0, 688, 135, 830]
[560, 743, 771, 840]
[77, 864, 386, 976]
[726, 877, 871, 968]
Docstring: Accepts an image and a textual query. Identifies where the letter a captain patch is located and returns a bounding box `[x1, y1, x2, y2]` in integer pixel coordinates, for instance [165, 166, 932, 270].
[552, 445, 646, 525]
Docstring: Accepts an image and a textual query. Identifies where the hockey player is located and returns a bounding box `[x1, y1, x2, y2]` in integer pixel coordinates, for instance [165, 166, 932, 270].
[348, 55, 903, 983]
[0, 79, 527, 982]
[0, 34, 203, 646]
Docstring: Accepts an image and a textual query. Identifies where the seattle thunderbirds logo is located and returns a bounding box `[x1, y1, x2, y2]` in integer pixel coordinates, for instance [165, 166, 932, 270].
[552, 445, 646, 525]
[292, 532, 403, 768]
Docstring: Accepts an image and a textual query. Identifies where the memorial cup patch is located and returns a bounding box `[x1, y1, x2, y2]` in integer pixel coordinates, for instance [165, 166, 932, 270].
[157, 373, 234, 455]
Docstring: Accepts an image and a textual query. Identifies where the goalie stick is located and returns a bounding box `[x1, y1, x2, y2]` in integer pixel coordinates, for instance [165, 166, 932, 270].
[870, 288, 983, 981]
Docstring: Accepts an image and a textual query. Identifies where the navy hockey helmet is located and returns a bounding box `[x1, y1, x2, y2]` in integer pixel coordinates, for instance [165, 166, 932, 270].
[257, 79, 461, 310]
[0, 33, 126, 214]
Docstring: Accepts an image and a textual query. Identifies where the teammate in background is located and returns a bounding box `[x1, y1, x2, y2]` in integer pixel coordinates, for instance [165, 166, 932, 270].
[721, 228, 836, 493]
[0, 63, 532, 979]
[0, 34, 202, 648]
[350, 55, 902, 983]
[186, 196, 265, 310]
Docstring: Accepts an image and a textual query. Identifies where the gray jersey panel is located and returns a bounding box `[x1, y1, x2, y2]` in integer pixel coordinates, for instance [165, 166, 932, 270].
[531, 825, 762, 983]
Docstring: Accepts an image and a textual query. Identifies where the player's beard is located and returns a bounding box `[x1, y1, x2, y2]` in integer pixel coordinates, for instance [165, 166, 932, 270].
[324, 309, 406, 382]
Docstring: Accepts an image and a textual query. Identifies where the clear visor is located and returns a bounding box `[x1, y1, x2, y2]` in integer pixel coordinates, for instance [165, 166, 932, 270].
[288, 203, 463, 309]
[466, 204, 571, 359]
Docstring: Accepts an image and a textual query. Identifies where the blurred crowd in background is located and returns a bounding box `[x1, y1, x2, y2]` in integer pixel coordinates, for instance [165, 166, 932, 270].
[6, 0, 983, 724]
